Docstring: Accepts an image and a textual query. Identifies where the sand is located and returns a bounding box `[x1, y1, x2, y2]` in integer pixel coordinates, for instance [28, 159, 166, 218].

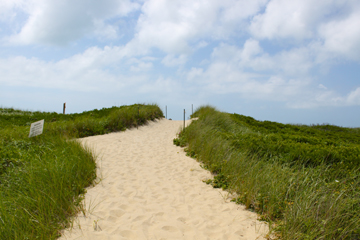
[59, 119, 268, 240]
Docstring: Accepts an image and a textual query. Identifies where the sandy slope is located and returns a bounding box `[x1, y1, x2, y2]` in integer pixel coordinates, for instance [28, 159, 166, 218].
[59, 119, 268, 240]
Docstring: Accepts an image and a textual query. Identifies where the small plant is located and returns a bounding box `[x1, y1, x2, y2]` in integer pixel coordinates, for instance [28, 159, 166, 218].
[184, 148, 197, 158]
[204, 179, 213, 185]
[212, 173, 229, 189]
[203, 173, 229, 190]
[173, 137, 186, 147]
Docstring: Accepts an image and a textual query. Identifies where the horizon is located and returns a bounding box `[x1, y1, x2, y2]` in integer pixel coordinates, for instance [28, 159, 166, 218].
[1, 103, 358, 129]
[1, 1, 360, 127]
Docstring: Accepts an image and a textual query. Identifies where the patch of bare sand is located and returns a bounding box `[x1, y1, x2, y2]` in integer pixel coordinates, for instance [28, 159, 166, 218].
[59, 119, 268, 240]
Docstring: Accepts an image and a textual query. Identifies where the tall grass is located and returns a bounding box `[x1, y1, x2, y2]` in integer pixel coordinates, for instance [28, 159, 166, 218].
[0, 104, 163, 239]
[0, 135, 96, 239]
[47, 104, 163, 138]
[176, 106, 360, 239]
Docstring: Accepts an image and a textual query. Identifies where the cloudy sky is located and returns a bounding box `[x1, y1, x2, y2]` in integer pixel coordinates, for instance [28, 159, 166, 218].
[1, 0, 360, 126]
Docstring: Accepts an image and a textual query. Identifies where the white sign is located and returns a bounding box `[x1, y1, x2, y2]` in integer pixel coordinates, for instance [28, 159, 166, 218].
[29, 119, 44, 138]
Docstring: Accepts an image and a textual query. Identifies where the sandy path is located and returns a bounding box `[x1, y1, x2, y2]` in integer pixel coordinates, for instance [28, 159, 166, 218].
[59, 119, 268, 240]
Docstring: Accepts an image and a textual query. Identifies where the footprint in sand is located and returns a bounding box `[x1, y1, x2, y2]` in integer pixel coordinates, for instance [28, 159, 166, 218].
[119, 230, 137, 238]
[155, 212, 164, 217]
[112, 209, 125, 217]
[119, 204, 131, 211]
[161, 225, 179, 232]
[177, 217, 187, 223]
[106, 215, 117, 222]
[132, 215, 147, 222]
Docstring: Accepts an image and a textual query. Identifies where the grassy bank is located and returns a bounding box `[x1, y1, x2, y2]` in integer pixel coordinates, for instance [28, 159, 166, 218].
[0, 104, 163, 239]
[175, 106, 359, 239]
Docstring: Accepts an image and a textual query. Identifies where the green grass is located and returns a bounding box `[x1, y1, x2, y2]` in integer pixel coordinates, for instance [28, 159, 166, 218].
[0, 104, 163, 239]
[176, 106, 360, 239]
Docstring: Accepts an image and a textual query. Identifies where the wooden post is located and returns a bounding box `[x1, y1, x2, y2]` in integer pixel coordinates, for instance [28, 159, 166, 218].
[63, 102, 66, 114]
[183, 109, 185, 131]
[166, 105, 167, 119]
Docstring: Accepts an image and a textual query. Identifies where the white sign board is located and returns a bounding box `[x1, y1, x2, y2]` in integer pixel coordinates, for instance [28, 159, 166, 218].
[29, 119, 44, 138]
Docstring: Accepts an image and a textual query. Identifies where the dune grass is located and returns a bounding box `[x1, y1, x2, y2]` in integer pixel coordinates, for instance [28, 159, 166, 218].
[0, 104, 163, 239]
[0, 135, 96, 239]
[175, 106, 360, 239]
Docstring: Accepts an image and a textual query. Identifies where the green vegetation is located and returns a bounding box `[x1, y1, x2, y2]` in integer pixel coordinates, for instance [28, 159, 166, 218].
[1, 104, 162, 138]
[0, 104, 163, 239]
[176, 106, 360, 239]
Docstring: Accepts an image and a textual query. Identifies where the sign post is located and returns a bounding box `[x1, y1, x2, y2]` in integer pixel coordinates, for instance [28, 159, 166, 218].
[29, 120, 44, 138]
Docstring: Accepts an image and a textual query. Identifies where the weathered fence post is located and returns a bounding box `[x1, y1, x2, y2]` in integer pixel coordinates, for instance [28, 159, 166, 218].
[63, 102, 66, 114]
[183, 109, 185, 131]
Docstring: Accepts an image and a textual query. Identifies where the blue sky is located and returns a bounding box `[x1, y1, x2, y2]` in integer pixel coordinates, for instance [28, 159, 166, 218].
[1, 0, 360, 127]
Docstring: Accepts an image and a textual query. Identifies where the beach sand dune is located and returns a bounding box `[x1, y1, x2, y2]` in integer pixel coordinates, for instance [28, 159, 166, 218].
[59, 119, 268, 240]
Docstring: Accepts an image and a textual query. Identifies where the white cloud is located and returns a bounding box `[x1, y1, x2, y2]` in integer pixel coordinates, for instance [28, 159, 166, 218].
[0, 1, 21, 22]
[0, 45, 150, 91]
[4, 0, 140, 45]
[138, 76, 181, 95]
[219, 0, 269, 22]
[211, 40, 314, 77]
[241, 39, 263, 60]
[128, 57, 153, 72]
[211, 43, 242, 62]
[93, 19, 119, 40]
[186, 54, 360, 109]
[126, 0, 267, 55]
[249, 0, 360, 63]
[186, 46, 310, 100]
[319, 11, 360, 61]
[161, 54, 187, 67]
[249, 0, 342, 40]
[184, 39, 360, 108]
[0, 56, 119, 91]
[288, 86, 360, 109]
[187, 67, 204, 81]
[196, 41, 208, 49]
[346, 87, 360, 105]
[318, 84, 327, 90]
